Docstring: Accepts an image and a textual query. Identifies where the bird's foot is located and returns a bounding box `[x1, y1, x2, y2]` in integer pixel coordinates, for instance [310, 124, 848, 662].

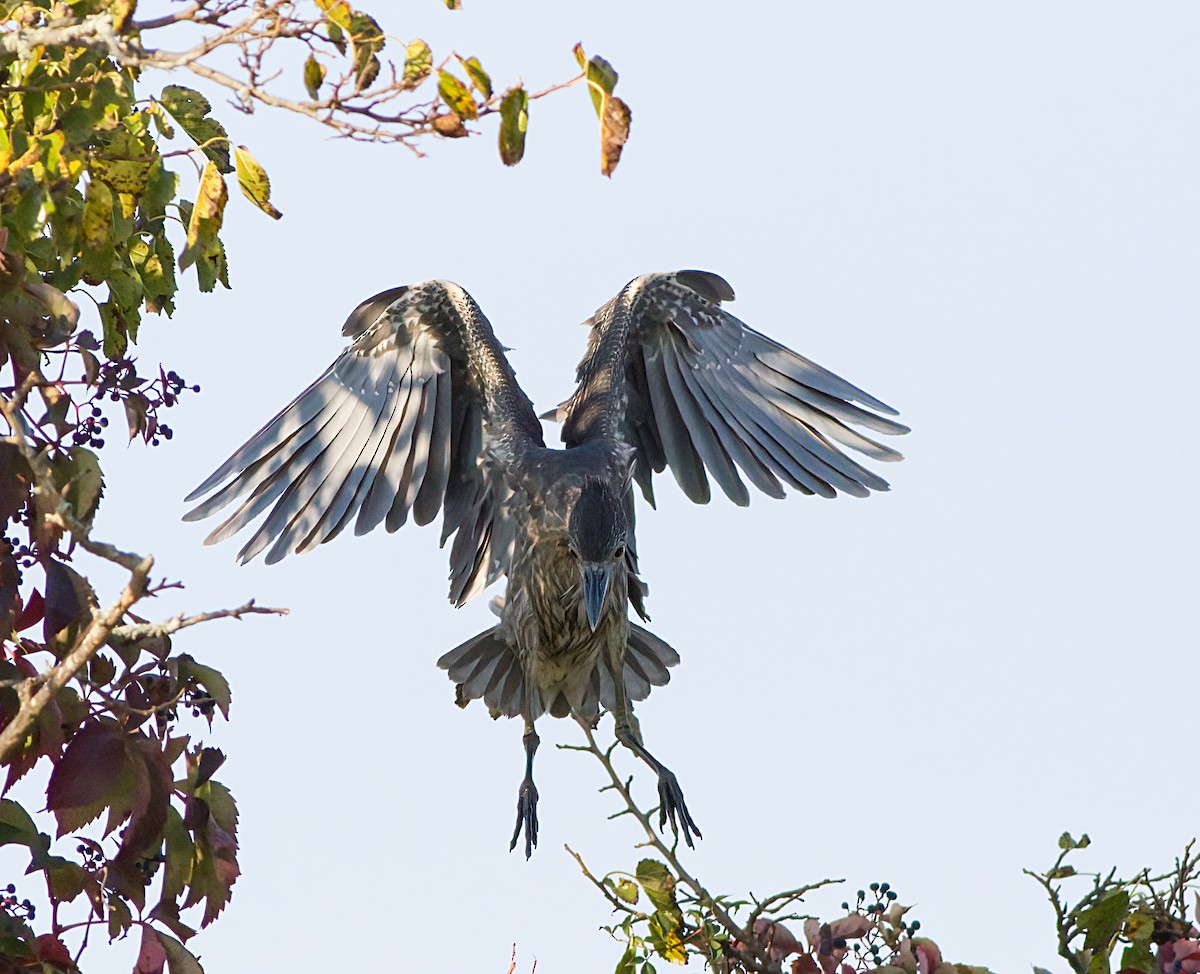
[509, 777, 539, 859]
[656, 768, 702, 849]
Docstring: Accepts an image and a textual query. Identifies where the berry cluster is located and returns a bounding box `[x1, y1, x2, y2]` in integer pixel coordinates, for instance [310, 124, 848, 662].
[842, 881, 921, 967]
[71, 404, 109, 448]
[1, 884, 36, 921]
[80, 359, 200, 448]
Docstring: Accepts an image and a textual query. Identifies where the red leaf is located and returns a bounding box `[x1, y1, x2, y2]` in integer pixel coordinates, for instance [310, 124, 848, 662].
[15, 589, 44, 633]
[194, 747, 224, 788]
[46, 721, 127, 811]
[114, 735, 173, 863]
[35, 933, 75, 969]
[133, 926, 167, 974]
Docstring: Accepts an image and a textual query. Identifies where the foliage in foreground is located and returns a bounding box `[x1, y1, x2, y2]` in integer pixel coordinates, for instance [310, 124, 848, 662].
[566, 724, 1199, 974]
[0, 1, 628, 969]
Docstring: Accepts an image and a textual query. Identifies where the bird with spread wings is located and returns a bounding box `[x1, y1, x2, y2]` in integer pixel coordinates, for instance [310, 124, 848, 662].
[184, 270, 907, 858]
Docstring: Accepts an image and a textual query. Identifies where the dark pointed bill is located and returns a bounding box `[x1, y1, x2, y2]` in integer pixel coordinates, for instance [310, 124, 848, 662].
[581, 563, 612, 631]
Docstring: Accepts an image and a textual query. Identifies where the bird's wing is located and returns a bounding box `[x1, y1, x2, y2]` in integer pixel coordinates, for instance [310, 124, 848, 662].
[545, 270, 908, 506]
[183, 280, 543, 604]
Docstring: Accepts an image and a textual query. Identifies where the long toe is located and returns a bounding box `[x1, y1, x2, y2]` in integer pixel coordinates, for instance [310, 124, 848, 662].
[657, 769, 702, 849]
[509, 779, 539, 859]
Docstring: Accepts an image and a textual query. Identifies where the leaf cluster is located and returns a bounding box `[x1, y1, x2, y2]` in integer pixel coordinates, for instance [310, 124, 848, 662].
[1026, 833, 1200, 974]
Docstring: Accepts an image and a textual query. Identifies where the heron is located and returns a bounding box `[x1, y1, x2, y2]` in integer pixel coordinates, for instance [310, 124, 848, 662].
[183, 269, 907, 858]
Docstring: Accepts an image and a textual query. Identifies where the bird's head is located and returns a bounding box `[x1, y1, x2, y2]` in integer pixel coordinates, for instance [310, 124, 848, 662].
[567, 479, 627, 631]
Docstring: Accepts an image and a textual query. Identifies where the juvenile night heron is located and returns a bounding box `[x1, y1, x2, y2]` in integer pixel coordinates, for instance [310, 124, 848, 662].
[183, 270, 907, 857]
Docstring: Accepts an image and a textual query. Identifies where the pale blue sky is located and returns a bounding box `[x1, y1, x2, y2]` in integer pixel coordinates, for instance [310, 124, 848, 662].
[22, 3, 1200, 971]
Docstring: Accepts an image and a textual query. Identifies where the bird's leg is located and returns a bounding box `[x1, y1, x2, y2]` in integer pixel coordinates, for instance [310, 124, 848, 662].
[509, 720, 540, 859]
[610, 688, 702, 849]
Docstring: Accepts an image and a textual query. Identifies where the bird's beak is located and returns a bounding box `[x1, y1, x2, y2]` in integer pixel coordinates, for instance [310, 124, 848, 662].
[581, 563, 613, 632]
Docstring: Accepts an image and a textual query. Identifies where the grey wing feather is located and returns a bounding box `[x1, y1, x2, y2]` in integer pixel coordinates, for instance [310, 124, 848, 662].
[551, 270, 907, 504]
[183, 280, 543, 603]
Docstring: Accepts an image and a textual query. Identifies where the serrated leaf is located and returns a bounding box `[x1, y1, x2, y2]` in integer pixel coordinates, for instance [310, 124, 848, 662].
[158, 86, 232, 173]
[303, 54, 325, 100]
[178, 162, 227, 274]
[158, 805, 194, 904]
[498, 86, 528, 166]
[459, 55, 492, 97]
[46, 721, 127, 816]
[437, 70, 477, 120]
[233, 146, 282, 220]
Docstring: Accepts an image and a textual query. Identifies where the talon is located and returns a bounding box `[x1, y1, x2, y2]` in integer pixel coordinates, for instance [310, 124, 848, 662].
[509, 778, 539, 859]
[657, 768, 701, 849]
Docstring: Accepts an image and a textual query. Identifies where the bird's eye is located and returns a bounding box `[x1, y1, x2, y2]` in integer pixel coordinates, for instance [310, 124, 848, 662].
[614, 545, 626, 560]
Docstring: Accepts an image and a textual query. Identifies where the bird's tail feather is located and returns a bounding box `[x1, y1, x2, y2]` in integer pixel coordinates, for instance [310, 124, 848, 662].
[437, 626, 524, 718]
[438, 622, 681, 722]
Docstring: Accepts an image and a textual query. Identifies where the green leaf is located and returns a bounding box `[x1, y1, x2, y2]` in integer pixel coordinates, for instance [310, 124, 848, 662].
[315, 0, 352, 30]
[140, 160, 178, 224]
[614, 942, 638, 974]
[1047, 865, 1076, 879]
[158, 86, 232, 174]
[613, 877, 639, 905]
[635, 860, 679, 916]
[233, 146, 283, 220]
[459, 56, 492, 97]
[175, 654, 231, 718]
[437, 70, 477, 120]
[348, 12, 384, 89]
[90, 127, 157, 196]
[107, 895, 132, 940]
[80, 179, 114, 284]
[444, 0, 461, 8]
[403, 39, 432, 88]
[48, 447, 103, 531]
[178, 162, 228, 276]
[573, 45, 619, 119]
[1119, 939, 1157, 974]
[0, 799, 42, 848]
[303, 54, 325, 100]
[1123, 912, 1154, 943]
[498, 86, 528, 166]
[1078, 889, 1130, 952]
[157, 931, 205, 974]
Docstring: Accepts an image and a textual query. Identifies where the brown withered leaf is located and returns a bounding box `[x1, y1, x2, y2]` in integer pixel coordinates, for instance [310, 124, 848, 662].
[601, 95, 631, 177]
[432, 112, 469, 138]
